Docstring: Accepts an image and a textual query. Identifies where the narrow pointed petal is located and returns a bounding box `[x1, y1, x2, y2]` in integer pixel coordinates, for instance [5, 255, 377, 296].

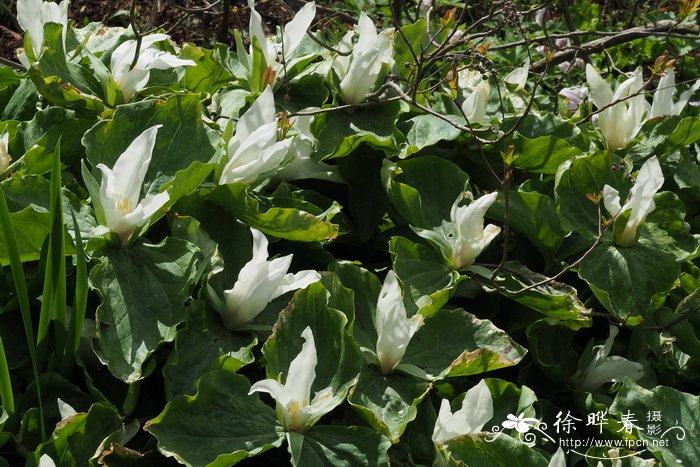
[650, 70, 676, 118]
[110, 125, 162, 207]
[461, 80, 490, 124]
[375, 271, 422, 373]
[17, 0, 44, 56]
[454, 380, 494, 433]
[273, 269, 321, 298]
[249, 379, 294, 409]
[232, 87, 276, 147]
[625, 156, 663, 229]
[339, 46, 380, 104]
[586, 64, 614, 108]
[286, 327, 317, 406]
[432, 399, 462, 443]
[504, 59, 529, 89]
[602, 185, 622, 216]
[578, 357, 644, 392]
[283, 2, 316, 59]
[138, 191, 170, 219]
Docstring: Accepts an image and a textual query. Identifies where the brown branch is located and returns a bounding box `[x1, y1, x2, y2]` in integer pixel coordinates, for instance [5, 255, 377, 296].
[531, 19, 700, 72]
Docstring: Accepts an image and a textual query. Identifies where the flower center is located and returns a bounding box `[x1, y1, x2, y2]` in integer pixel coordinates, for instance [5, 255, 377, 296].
[117, 197, 132, 214]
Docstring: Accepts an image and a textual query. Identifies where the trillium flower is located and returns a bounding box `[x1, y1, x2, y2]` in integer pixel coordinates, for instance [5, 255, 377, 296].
[274, 110, 341, 182]
[650, 69, 700, 119]
[219, 86, 293, 185]
[502, 412, 539, 433]
[89, 33, 195, 104]
[603, 156, 664, 247]
[334, 13, 394, 105]
[414, 192, 501, 270]
[81, 125, 169, 246]
[222, 228, 320, 330]
[586, 64, 646, 150]
[375, 270, 423, 374]
[243, 0, 316, 85]
[0, 131, 10, 175]
[504, 59, 529, 90]
[432, 380, 494, 443]
[249, 326, 336, 431]
[459, 70, 491, 125]
[575, 326, 644, 392]
[16, 0, 69, 67]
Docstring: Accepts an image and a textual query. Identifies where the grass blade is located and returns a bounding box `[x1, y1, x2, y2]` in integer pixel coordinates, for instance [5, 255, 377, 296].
[0, 184, 45, 440]
[0, 337, 14, 415]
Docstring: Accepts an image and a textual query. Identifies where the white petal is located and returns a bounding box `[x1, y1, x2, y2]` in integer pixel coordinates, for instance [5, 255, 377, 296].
[249, 378, 294, 409]
[579, 357, 644, 392]
[453, 380, 493, 433]
[432, 399, 462, 443]
[57, 398, 77, 421]
[117, 69, 151, 103]
[138, 190, 170, 219]
[273, 269, 321, 298]
[17, 0, 44, 56]
[651, 69, 676, 119]
[286, 327, 317, 406]
[355, 13, 379, 52]
[340, 46, 381, 104]
[625, 156, 663, 232]
[233, 87, 276, 147]
[282, 2, 316, 59]
[375, 270, 422, 373]
[110, 125, 162, 205]
[585, 64, 614, 108]
[602, 185, 622, 217]
[504, 59, 529, 90]
[461, 80, 490, 124]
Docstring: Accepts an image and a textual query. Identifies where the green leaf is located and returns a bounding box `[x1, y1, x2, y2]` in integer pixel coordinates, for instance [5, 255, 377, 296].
[440, 432, 549, 467]
[337, 150, 389, 242]
[263, 281, 362, 412]
[162, 324, 257, 400]
[210, 183, 338, 242]
[526, 320, 579, 388]
[402, 308, 527, 379]
[578, 242, 679, 323]
[555, 151, 628, 236]
[287, 426, 391, 467]
[29, 403, 122, 467]
[511, 114, 585, 174]
[399, 114, 461, 158]
[16, 106, 93, 175]
[88, 237, 198, 382]
[328, 261, 382, 353]
[610, 379, 700, 466]
[348, 367, 431, 442]
[490, 188, 566, 254]
[389, 236, 459, 316]
[468, 263, 592, 328]
[147, 369, 284, 467]
[312, 100, 402, 160]
[382, 157, 470, 229]
[392, 21, 428, 79]
[83, 93, 220, 201]
[655, 116, 700, 156]
[180, 44, 234, 93]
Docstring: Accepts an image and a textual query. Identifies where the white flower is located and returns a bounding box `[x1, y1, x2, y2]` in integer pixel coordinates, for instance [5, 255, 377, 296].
[274, 110, 341, 182]
[502, 412, 539, 433]
[91, 33, 195, 103]
[245, 0, 316, 83]
[222, 228, 320, 330]
[650, 69, 700, 119]
[249, 326, 336, 431]
[504, 59, 529, 90]
[432, 380, 494, 443]
[335, 13, 394, 104]
[81, 125, 169, 246]
[575, 326, 644, 392]
[16, 0, 69, 66]
[219, 86, 293, 185]
[460, 72, 490, 125]
[0, 131, 11, 174]
[586, 64, 646, 150]
[559, 85, 588, 111]
[375, 270, 423, 374]
[414, 192, 501, 270]
[603, 156, 664, 247]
